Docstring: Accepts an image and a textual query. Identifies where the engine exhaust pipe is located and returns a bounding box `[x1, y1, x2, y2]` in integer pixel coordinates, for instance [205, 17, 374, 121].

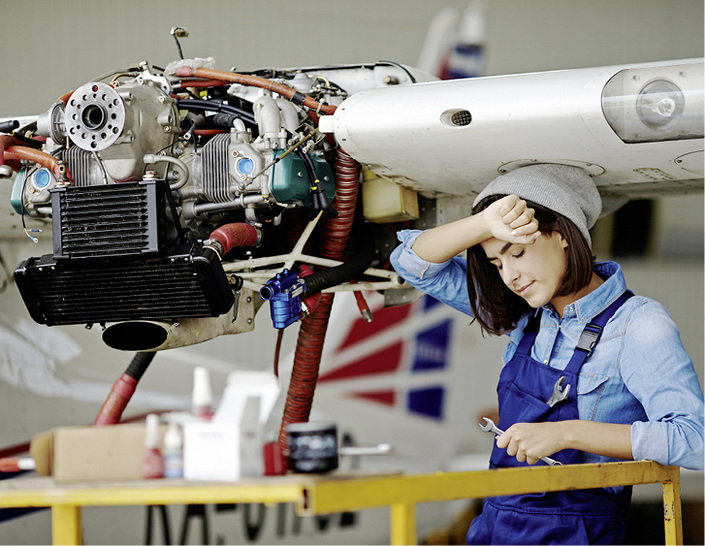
[102, 321, 171, 351]
[101, 289, 263, 351]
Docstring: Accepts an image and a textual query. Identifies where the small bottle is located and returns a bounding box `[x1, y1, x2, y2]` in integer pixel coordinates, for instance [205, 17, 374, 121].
[192, 366, 214, 421]
[143, 413, 164, 479]
[163, 421, 183, 479]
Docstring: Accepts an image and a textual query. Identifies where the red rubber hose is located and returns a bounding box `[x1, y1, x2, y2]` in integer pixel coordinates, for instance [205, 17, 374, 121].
[278, 149, 360, 452]
[93, 374, 139, 426]
[209, 223, 260, 254]
[94, 352, 155, 426]
[173, 67, 337, 116]
[0, 135, 25, 169]
[4, 145, 64, 179]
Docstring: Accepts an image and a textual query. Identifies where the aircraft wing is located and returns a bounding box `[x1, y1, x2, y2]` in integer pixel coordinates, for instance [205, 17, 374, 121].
[323, 58, 703, 207]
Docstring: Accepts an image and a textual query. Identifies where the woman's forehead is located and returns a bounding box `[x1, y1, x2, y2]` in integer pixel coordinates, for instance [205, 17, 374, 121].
[480, 238, 515, 258]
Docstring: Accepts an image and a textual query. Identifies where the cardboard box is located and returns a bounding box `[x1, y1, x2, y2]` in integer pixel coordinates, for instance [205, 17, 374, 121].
[30, 424, 164, 484]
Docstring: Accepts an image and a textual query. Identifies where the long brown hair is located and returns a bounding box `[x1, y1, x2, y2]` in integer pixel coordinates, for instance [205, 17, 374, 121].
[467, 195, 595, 335]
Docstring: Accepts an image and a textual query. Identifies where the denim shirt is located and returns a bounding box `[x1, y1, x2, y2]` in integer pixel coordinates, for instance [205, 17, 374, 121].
[391, 229, 705, 470]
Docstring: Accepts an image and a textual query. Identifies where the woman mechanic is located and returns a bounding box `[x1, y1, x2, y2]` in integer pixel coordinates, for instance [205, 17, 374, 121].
[389, 164, 704, 544]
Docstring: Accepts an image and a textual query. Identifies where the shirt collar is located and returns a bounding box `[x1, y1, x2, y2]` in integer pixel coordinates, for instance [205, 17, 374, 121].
[543, 261, 628, 323]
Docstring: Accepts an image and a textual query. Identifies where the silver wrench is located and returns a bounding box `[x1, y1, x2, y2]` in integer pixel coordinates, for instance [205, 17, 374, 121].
[546, 376, 570, 407]
[479, 417, 562, 466]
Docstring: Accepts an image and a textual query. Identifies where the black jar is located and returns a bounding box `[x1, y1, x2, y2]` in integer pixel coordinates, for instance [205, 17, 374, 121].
[286, 422, 339, 473]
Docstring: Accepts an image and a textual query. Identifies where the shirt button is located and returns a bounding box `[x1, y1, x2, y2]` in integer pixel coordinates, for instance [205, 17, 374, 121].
[543, 359, 549, 365]
[568, 306, 574, 313]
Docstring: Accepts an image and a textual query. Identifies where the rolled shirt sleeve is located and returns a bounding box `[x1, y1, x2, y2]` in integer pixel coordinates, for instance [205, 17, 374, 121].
[390, 230, 473, 316]
[622, 301, 705, 470]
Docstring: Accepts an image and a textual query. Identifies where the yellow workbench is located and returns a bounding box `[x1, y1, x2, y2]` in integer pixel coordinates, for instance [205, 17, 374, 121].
[0, 460, 682, 545]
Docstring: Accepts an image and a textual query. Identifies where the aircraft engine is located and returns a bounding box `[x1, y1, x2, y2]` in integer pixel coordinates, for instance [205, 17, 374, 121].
[6, 61, 425, 351]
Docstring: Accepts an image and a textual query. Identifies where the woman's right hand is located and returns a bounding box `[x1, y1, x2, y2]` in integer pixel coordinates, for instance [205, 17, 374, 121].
[481, 195, 540, 244]
[410, 195, 540, 263]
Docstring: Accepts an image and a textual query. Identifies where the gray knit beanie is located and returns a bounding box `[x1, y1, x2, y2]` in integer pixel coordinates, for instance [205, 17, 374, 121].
[473, 164, 602, 246]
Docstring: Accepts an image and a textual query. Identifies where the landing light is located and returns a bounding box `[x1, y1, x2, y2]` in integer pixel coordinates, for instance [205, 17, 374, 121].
[601, 60, 703, 143]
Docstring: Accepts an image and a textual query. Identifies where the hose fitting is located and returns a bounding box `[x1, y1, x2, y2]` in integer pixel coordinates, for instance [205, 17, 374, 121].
[260, 269, 306, 329]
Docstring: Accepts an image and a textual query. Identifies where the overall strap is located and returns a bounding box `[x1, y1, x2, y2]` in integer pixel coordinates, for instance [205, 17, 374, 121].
[564, 291, 634, 375]
[515, 308, 543, 356]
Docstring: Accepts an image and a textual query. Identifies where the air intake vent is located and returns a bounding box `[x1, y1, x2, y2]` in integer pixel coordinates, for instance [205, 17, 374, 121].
[440, 108, 473, 128]
[14, 244, 235, 326]
[450, 110, 472, 126]
[52, 180, 168, 259]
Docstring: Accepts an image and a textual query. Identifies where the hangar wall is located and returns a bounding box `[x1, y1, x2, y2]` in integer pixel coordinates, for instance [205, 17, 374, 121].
[0, 0, 703, 114]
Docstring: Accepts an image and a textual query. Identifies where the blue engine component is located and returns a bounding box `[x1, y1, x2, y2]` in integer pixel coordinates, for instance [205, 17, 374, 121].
[236, 156, 255, 176]
[33, 169, 53, 189]
[11, 167, 57, 214]
[260, 269, 307, 329]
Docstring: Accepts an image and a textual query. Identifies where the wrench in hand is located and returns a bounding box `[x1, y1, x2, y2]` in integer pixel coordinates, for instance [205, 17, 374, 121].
[479, 417, 563, 466]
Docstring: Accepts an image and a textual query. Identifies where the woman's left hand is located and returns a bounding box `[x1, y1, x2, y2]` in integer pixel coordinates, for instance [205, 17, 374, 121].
[495, 420, 633, 464]
[495, 422, 566, 465]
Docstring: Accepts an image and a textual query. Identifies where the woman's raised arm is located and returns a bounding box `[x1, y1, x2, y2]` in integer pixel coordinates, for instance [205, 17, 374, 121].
[411, 194, 540, 263]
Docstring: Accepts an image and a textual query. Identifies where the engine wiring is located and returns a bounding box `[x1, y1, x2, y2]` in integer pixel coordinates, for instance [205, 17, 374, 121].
[170, 27, 189, 60]
[171, 66, 337, 117]
[91, 151, 112, 185]
[21, 215, 41, 243]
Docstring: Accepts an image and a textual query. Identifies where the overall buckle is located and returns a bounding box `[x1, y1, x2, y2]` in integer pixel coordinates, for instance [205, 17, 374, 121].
[576, 324, 603, 357]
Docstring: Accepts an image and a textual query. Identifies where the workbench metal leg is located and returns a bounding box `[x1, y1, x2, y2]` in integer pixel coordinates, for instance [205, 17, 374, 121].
[52, 505, 82, 545]
[662, 479, 683, 545]
[390, 502, 416, 545]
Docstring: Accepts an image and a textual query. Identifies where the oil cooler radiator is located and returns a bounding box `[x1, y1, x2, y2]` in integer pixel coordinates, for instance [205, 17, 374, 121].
[14, 180, 235, 326]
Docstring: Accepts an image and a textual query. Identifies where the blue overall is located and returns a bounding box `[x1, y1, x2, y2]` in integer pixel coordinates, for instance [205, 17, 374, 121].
[467, 292, 633, 545]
